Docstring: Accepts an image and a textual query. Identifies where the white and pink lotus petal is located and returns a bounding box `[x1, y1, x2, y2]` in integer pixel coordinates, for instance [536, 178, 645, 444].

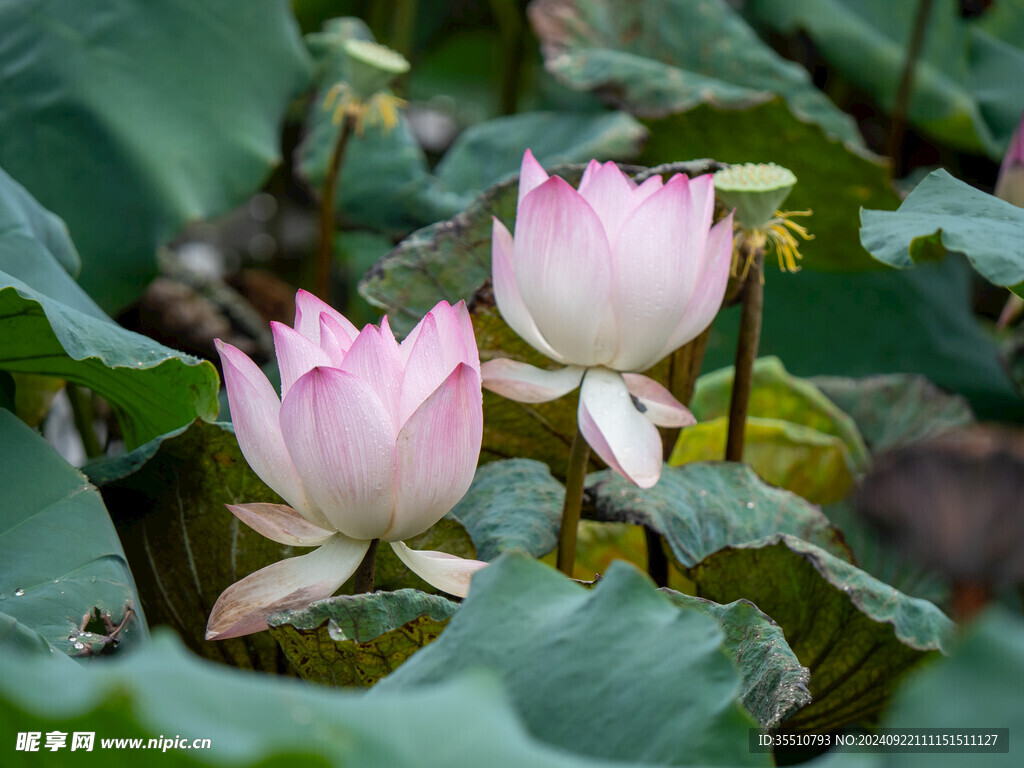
[516, 148, 550, 214]
[608, 174, 710, 371]
[281, 367, 396, 540]
[577, 159, 640, 245]
[226, 503, 337, 547]
[205, 534, 369, 640]
[652, 212, 734, 363]
[339, 323, 405, 432]
[621, 373, 696, 428]
[578, 367, 663, 489]
[215, 339, 327, 528]
[389, 541, 487, 598]
[271, 321, 332, 398]
[515, 176, 614, 367]
[480, 358, 584, 403]
[293, 288, 359, 346]
[387, 363, 483, 542]
[319, 313, 357, 366]
[491, 218, 564, 362]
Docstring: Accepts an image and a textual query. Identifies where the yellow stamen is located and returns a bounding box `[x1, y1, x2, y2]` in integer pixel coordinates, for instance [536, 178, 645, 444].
[730, 209, 814, 276]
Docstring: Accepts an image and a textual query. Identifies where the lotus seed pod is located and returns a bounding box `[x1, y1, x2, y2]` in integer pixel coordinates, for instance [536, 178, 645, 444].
[713, 163, 797, 231]
[342, 39, 409, 101]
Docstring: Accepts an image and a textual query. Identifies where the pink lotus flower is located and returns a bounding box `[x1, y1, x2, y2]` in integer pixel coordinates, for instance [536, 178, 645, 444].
[207, 292, 486, 640]
[996, 111, 1024, 208]
[483, 150, 733, 488]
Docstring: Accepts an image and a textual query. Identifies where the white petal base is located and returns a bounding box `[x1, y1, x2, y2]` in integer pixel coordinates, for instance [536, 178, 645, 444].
[206, 535, 369, 640]
[226, 503, 337, 547]
[389, 541, 487, 598]
[622, 374, 696, 428]
[578, 368, 663, 489]
[481, 359, 584, 403]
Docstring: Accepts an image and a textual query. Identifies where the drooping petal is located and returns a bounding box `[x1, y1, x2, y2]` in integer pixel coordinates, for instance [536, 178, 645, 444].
[387, 363, 482, 542]
[516, 148, 549, 215]
[389, 541, 487, 598]
[339, 324, 404, 433]
[607, 174, 706, 371]
[319, 313, 356, 367]
[577, 160, 640, 245]
[491, 218, 564, 362]
[226, 503, 337, 547]
[621, 373, 696, 428]
[293, 289, 360, 346]
[578, 368, 663, 489]
[215, 339, 327, 528]
[205, 535, 369, 640]
[515, 176, 613, 366]
[480, 359, 584, 403]
[272, 321, 332, 398]
[281, 367, 396, 540]
[651, 212, 734, 364]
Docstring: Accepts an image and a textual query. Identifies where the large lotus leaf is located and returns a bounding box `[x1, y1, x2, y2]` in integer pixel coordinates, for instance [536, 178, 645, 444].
[376, 554, 768, 767]
[860, 169, 1024, 296]
[690, 357, 869, 469]
[0, 629, 652, 768]
[268, 590, 458, 688]
[669, 417, 857, 505]
[662, 592, 811, 731]
[807, 373, 970, 610]
[639, 99, 894, 273]
[448, 458, 565, 561]
[0, 167, 219, 449]
[700, 258, 1024, 422]
[585, 462, 852, 567]
[687, 534, 955, 733]
[433, 110, 647, 196]
[864, 607, 1024, 768]
[0, 410, 146, 657]
[87, 419, 476, 670]
[824, 500, 949, 611]
[527, 0, 860, 146]
[811, 373, 975, 454]
[743, 0, 1024, 157]
[0, 612, 78, 667]
[86, 420, 297, 671]
[0, 0, 311, 311]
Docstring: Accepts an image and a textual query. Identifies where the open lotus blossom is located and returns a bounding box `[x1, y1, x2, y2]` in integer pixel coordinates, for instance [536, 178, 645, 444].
[207, 292, 486, 640]
[483, 150, 733, 488]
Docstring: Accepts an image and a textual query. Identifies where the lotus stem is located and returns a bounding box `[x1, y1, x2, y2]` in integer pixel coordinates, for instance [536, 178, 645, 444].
[557, 424, 591, 576]
[889, 0, 935, 178]
[648, 326, 713, 586]
[316, 113, 354, 303]
[725, 247, 765, 462]
[66, 383, 103, 459]
[353, 538, 380, 594]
